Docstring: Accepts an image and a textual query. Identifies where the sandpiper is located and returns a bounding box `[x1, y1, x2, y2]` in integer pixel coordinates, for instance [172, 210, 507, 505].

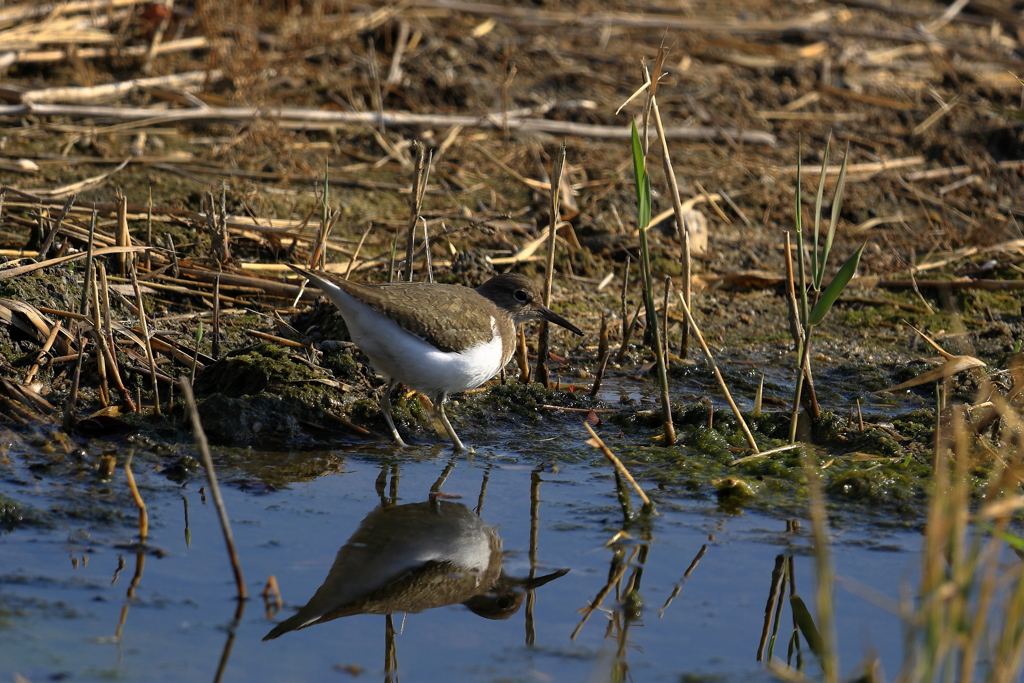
[289, 266, 583, 450]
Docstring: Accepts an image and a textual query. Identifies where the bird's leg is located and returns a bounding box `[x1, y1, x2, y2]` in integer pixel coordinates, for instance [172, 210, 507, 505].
[433, 392, 466, 452]
[380, 379, 407, 447]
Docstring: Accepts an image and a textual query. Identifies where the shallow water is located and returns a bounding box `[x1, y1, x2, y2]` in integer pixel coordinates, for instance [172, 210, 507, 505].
[2, 443, 920, 683]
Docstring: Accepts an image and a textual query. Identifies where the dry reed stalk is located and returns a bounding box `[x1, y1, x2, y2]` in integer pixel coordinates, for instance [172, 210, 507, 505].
[619, 256, 630, 340]
[589, 312, 610, 400]
[180, 376, 247, 600]
[7, 35, 210, 66]
[211, 274, 221, 361]
[309, 189, 338, 270]
[212, 599, 245, 683]
[36, 193, 76, 259]
[182, 495, 190, 548]
[90, 271, 110, 407]
[244, 329, 306, 348]
[344, 223, 374, 279]
[21, 69, 223, 104]
[421, 217, 434, 283]
[583, 422, 652, 509]
[753, 373, 763, 417]
[718, 190, 754, 229]
[516, 326, 531, 383]
[783, 232, 803, 351]
[78, 209, 97, 316]
[145, 189, 152, 271]
[98, 263, 136, 410]
[694, 180, 731, 225]
[61, 331, 85, 432]
[571, 556, 630, 640]
[403, 142, 431, 281]
[615, 299, 644, 363]
[0, 103, 777, 145]
[115, 190, 131, 275]
[123, 451, 148, 543]
[676, 291, 759, 452]
[114, 551, 146, 640]
[131, 265, 160, 415]
[190, 323, 202, 385]
[757, 556, 788, 662]
[661, 276, 671, 355]
[536, 141, 566, 389]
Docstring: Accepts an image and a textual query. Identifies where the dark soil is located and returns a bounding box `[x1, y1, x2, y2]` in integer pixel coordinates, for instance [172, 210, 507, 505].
[2, 0, 1024, 528]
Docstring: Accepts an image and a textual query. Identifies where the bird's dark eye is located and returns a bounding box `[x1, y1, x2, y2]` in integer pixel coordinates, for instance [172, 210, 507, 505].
[514, 289, 529, 302]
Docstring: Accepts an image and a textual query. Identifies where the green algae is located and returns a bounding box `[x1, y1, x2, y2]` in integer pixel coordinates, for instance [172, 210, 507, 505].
[192, 342, 365, 446]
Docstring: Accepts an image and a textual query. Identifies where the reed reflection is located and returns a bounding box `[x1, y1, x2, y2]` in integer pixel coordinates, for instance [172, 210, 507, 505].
[264, 463, 567, 641]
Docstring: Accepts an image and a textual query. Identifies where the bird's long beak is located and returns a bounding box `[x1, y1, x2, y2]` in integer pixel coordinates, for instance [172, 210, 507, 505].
[540, 307, 583, 336]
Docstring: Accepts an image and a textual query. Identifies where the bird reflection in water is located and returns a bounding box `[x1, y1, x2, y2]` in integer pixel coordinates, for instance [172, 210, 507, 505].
[264, 462, 568, 641]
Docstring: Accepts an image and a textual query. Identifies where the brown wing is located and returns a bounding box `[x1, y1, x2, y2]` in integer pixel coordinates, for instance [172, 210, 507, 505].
[292, 267, 498, 353]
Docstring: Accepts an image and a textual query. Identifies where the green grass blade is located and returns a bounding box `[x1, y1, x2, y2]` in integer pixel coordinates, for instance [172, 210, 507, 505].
[819, 142, 849, 277]
[983, 523, 1024, 551]
[812, 132, 832, 290]
[809, 242, 864, 326]
[630, 122, 651, 229]
[794, 136, 809, 328]
[795, 138, 802, 237]
[790, 594, 825, 660]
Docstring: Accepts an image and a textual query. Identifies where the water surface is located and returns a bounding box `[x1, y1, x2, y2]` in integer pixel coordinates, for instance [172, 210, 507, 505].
[2, 446, 919, 682]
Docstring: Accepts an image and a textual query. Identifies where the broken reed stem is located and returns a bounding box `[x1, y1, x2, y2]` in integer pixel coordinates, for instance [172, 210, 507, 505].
[123, 451, 148, 543]
[536, 141, 566, 388]
[131, 265, 161, 414]
[180, 376, 247, 600]
[263, 575, 283, 616]
[651, 96, 690, 358]
[676, 291, 759, 452]
[23, 320, 62, 386]
[584, 422, 653, 510]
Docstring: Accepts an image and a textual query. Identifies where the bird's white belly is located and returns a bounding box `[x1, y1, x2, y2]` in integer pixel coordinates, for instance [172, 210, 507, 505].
[324, 286, 504, 396]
